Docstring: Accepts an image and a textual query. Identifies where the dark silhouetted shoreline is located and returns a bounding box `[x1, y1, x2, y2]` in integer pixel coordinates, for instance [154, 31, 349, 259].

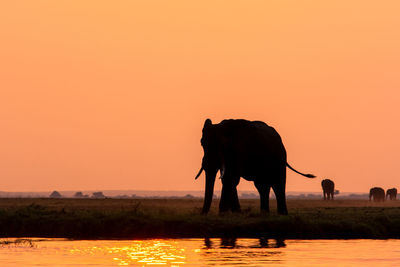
[0, 198, 399, 239]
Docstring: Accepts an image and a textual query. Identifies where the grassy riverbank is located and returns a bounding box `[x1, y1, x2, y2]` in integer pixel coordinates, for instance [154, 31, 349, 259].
[0, 198, 400, 239]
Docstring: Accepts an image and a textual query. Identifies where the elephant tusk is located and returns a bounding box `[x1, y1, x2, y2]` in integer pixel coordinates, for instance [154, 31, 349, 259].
[195, 167, 204, 180]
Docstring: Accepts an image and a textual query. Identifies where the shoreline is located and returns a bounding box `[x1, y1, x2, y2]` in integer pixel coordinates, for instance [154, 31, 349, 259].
[0, 198, 399, 239]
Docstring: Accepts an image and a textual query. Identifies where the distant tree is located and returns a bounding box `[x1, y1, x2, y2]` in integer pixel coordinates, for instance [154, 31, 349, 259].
[74, 192, 84, 198]
[49, 191, 62, 198]
[184, 194, 194, 199]
[92, 192, 106, 199]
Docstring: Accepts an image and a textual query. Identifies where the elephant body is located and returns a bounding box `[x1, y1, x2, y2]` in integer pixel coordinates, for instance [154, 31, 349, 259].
[321, 179, 335, 200]
[386, 188, 397, 200]
[369, 187, 385, 202]
[195, 119, 315, 215]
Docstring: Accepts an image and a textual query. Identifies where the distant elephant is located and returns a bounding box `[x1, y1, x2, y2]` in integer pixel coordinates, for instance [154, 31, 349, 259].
[321, 179, 335, 200]
[386, 188, 397, 200]
[195, 119, 315, 215]
[369, 187, 385, 202]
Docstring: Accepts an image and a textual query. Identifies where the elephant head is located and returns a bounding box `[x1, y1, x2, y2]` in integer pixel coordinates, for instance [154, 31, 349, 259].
[195, 119, 225, 214]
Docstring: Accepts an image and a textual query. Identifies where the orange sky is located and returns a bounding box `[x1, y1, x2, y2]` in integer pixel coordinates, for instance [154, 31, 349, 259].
[1, 1, 400, 193]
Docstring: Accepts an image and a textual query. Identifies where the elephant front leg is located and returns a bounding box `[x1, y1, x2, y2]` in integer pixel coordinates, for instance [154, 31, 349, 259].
[230, 187, 241, 212]
[219, 184, 232, 213]
[219, 176, 240, 213]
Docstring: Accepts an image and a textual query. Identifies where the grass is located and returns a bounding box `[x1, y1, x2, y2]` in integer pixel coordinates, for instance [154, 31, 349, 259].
[0, 238, 35, 247]
[0, 198, 400, 239]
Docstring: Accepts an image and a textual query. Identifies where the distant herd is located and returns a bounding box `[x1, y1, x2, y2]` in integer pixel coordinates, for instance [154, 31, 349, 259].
[321, 178, 397, 202]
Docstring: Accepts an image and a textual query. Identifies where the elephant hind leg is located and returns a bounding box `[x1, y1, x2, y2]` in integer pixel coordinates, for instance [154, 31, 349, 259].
[255, 181, 270, 213]
[272, 184, 288, 215]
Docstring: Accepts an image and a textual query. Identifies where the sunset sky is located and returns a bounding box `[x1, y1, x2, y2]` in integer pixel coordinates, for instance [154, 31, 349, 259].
[1, 1, 400, 194]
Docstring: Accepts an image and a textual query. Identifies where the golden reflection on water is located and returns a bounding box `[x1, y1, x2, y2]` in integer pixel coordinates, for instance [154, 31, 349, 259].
[68, 238, 287, 266]
[70, 240, 187, 266]
[1, 238, 400, 266]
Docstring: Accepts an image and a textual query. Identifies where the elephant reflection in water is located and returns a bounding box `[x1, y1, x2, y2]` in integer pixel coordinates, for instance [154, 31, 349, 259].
[195, 119, 315, 215]
[220, 237, 237, 248]
[203, 238, 286, 249]
[258, 237, 286, 248]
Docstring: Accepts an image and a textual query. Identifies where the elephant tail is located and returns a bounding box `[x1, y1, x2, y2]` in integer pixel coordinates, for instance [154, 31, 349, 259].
[286, 163, 316, 178]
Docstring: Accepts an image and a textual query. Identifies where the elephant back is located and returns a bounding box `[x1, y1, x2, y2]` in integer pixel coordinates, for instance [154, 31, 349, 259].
[219, 119, 286, 160]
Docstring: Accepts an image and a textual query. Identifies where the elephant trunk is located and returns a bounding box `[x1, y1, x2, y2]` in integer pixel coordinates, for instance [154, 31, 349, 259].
[201, 170, 217, 214]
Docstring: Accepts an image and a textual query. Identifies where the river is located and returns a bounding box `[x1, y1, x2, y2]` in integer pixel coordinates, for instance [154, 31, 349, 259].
[0, 238, 399, 266]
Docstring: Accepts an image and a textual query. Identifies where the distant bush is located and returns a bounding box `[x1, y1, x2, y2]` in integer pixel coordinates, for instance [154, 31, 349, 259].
[91, 192, 106, 199]
[74, 192, 83, 198]
[49, 191, 62, 198]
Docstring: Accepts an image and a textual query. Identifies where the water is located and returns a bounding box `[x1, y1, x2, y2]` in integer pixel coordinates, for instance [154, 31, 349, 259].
[1, 238, 400, 266]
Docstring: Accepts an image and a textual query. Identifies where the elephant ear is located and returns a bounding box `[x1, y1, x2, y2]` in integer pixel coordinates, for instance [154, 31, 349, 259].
[203, 119, 212, 132]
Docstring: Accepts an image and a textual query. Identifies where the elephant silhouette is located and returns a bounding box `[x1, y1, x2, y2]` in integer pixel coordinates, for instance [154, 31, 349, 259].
[195, 119, 315, 215]
[321, 179, 335, 200]
[386, 188, 397, 200]
[369, 187, 385, 202]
